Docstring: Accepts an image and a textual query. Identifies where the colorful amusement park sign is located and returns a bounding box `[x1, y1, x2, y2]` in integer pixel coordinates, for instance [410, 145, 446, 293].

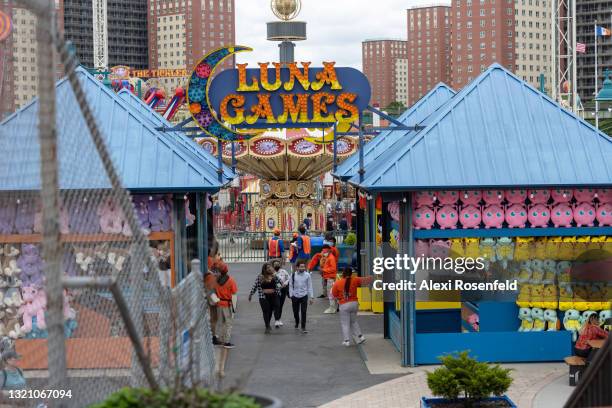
[186, 46, 371, 141]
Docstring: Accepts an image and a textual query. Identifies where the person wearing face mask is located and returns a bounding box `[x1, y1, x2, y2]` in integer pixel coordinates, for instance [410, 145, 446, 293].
[214, 263, 238, 349]
[289, 260, 314, 333]
[249, 263, 282, 334]
[308, 243, 338, 314]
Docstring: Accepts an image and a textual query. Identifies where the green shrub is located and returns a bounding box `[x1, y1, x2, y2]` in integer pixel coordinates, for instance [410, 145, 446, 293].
[426, 351, 513, 407]
[344, 232, 356, 246]
[90, 387, 261, 408]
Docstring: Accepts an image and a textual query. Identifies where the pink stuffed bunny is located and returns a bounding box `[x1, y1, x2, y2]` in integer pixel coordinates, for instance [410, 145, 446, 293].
[19, 286, 47, 333]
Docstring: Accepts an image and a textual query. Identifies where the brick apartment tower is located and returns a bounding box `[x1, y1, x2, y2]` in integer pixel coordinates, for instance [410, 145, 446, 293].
[148, 0, 235, 92]
[450, 0, 515, 89]
[407, 5, 451, 106]
[362, 39, 408, 109]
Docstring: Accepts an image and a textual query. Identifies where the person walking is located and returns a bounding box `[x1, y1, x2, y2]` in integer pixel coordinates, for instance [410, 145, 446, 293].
[249, 263, 282, 334]
[296, 224, 311, 264]
[331, 267, 373, 346]
[215, 263, 238, 349]
[272, 259, 290, 328]
[204, 261, 221, 345]
[289, 259, 314, 333]
[267, 228, 284, 263]
[308, 243, 338, 314]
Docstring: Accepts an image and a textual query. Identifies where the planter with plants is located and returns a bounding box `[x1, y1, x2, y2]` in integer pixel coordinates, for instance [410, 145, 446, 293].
[337, 232, 356, 268]
[422, 351, 515, 408]
[90, 387, 282, 408]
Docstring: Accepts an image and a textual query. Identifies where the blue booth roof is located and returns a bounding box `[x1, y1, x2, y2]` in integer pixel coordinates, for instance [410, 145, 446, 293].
[0, 67, 232, 193]
[333, 83, 456, 180]
[354, 64, 612, 192]
[116, 89, 234, 184]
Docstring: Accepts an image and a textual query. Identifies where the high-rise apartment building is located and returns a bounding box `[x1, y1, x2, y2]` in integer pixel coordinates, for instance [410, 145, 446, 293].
[60, 0, 149, 69]
[450, 0, 515, 89]
[0, 2, 16, 118]
[576, 2, 612, 102]
[395, 58, 409, 106]
[362, 39, 408, 108]
[148, 0, 236, 91]
[514, 0, 553, 94]
[407, 5, 451, 106]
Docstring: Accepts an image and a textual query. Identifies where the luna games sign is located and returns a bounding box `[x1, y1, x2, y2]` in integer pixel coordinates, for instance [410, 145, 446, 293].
[185, 46, 371, 141]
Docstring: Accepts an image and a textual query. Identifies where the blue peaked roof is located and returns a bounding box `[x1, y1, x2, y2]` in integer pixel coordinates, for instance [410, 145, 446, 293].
[355, 64, 612, 191]
[0, 67, 230, 192]
[116, 89, 234, 184]
[333, 83, 455, 180]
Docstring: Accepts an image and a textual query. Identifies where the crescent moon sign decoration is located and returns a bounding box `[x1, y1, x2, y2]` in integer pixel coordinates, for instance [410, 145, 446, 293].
[187, 45, 255, 141]
[0, 10, 13, 42]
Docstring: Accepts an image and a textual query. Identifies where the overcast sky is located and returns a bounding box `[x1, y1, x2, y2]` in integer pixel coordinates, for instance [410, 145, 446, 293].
[235, 0, 446, 69]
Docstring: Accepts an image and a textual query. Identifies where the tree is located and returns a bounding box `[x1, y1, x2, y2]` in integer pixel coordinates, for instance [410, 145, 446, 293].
[384, 101, 407, 117]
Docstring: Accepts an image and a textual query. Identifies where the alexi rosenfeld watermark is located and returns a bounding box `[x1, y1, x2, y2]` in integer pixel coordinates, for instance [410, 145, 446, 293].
[370, 255, 518, 292]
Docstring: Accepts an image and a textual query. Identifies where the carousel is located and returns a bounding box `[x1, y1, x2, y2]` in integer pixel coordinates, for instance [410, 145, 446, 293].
[196, 128, 358, 232]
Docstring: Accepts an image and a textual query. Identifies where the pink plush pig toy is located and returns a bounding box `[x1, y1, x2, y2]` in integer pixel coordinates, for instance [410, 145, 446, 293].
[573, 188, 597, 203]
[596, 203, 612, 226]
[505, 189, 528, 204]
[483, 190, 504, 205]
[436, 205, 458, 229]
[460, 205, 481, 229]
[505, 204, 528, 228]
[528, 204, 551, 227]
[528, 189, 551, 204]
[551, 189, 573, 204]
[483, 205, 504, 228]
[413, 206, 435, 230]
[436, 191, 460, 205]
[573, 202, 596, 227]
[551, 203, 574, 228]
[414, 191, 437, 207]
[461, 190, 482, 206]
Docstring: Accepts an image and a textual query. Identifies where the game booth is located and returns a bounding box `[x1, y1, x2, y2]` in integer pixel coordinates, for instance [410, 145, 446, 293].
[334, 64, 612, 366]
[0, 67, 233, 370]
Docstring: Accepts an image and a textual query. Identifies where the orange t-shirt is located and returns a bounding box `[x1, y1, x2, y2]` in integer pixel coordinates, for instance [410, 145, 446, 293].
[331, 276, 373, 304]
[215, 276, 237, 308]
[308, 250, 338, 279]
[204, 272, 218, 291]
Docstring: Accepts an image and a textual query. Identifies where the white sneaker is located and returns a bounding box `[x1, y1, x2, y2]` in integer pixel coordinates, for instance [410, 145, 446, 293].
[342, 340, 350, 347]
[357, 335, 366, 344]
[274, 321, 281, 328]
[323, 307, 336, 314]
[278, 320, 284, 326]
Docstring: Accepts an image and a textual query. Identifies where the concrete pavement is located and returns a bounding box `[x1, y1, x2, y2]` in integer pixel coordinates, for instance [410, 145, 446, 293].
[218, 263, 399, 407]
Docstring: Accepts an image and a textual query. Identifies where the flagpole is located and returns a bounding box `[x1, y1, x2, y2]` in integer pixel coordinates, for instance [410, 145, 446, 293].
[594, 22, 598, 129]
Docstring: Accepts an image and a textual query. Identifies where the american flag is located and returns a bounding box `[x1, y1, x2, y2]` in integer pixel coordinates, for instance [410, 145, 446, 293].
[576, 42, 586, 53]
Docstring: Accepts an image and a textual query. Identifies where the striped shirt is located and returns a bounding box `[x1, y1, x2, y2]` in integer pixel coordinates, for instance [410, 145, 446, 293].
[249, 275, 282, 299]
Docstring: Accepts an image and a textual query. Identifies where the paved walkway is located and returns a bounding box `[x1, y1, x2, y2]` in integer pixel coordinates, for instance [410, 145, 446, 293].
[218, 263, 399, 407]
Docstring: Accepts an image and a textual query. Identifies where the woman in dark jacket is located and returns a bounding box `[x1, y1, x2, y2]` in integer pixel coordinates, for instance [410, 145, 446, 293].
[248, 263, 282, 334]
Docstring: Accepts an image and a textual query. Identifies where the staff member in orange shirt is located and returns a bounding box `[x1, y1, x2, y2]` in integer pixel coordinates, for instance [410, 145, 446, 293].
[331, 267, 373, 346]
[308, 244, 338, 314]
[215, 263, 238, 349]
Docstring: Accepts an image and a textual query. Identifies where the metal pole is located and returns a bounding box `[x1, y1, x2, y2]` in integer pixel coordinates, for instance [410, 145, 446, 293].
[358, 113, 364, 183]
[35, 0, 67, 393]
[332, 122, 338, 173]
[571, 0, 577, 111]
[231, 141, 236, 174]
[594, 22, 598, 101]
[217, 138, 223, 183]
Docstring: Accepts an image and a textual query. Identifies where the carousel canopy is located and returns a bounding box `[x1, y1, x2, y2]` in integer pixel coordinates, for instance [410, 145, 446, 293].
[333, 83, 456, 180]
[116, 89, 234, 185]
[0, 67, 229, 193]
[354, 64, 612, 192]
[196, 128, 359, 181]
